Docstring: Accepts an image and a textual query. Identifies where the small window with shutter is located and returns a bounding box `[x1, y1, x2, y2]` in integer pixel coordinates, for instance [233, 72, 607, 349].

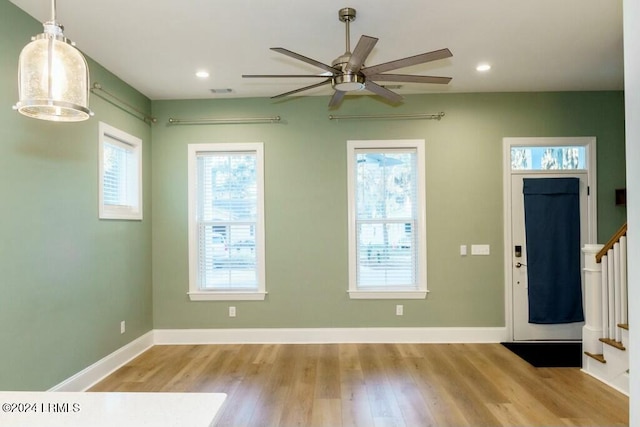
[98, 122, 142, 220]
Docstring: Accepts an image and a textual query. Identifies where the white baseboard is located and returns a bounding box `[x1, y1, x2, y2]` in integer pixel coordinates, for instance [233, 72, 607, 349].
[49, 331, 155, 392]
[50, 327, 506, 391]
[581, 368, 630, 396]
[153, 327, 508, 345]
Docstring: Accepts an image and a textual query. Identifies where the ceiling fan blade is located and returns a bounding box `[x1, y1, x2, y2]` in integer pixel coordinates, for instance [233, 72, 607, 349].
[363, 48, 453, 76]
[271, 48, 339, 74]
[346, 35, 378, 73]
[364, 81, 403, 103]
[328, 90, 346, 108]
[243, 74, 330, 78]
[368, 74, 452, 84]
[271, 79, 332, 99]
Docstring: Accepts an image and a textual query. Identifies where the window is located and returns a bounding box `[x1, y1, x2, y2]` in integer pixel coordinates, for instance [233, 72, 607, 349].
[347, 140, 427, 299]
[187, 143, 266, 301]
[98, 122, 142, 220]
[510, 146, 587, 170]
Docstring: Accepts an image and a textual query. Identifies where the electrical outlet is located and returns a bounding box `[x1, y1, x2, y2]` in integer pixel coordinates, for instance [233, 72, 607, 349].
[396, 305, 404, 316]
[229, 306, 236, 317]
[120, 321, 126, 334]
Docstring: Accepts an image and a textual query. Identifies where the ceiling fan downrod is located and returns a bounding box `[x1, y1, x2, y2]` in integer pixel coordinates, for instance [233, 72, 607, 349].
[339, 7, 357, 55]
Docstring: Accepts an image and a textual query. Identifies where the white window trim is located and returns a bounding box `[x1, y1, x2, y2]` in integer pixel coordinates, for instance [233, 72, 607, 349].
[187, 142, 266, 301]
[347, 139, 428, 300]
[98, 122, 143, 220]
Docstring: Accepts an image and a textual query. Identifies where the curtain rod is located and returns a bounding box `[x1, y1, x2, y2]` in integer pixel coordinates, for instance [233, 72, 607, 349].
[91, 83, 157, 124]
[328, 112, 445, 121]
[168, 116, 281, 125]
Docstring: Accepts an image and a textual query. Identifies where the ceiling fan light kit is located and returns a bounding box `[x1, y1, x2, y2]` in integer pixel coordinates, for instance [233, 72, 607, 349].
[243, 7, 452, 108]
[332, 73, 366, 92]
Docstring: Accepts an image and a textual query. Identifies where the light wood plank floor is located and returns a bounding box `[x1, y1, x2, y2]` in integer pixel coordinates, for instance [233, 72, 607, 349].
[90, 343, 629, 426]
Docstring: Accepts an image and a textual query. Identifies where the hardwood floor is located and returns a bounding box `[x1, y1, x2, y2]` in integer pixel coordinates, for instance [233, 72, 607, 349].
[89, 343, 629, 426]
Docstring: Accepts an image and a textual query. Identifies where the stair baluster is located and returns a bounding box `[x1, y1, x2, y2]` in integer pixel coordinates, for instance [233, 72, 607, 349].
[607, 249, 615, 339]
[620, 236, 628, 326]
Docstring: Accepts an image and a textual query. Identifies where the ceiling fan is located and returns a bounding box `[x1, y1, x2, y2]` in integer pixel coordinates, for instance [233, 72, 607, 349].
[242, 7, 452, 108]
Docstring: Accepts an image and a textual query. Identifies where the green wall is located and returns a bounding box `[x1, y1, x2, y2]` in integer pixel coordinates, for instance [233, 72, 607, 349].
[0, 0, 153, 390]
[0, 0, 627, 392]
[151, 91, 625, 329]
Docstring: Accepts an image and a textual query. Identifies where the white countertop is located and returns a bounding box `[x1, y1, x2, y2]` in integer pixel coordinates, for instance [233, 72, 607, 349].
[0, 391, 226, 427]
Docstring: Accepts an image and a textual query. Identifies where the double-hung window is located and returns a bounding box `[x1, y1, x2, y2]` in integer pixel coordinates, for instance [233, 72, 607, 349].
[187, 143, 266, 301]
[347, 140, 427, 299]
[98, 122, 142, 220]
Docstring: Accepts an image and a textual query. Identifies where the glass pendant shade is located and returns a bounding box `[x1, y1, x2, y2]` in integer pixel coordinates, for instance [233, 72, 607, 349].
[15, 20, 91, 122]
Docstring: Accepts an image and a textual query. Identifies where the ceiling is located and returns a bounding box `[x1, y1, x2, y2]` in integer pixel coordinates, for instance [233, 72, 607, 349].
[9, 0, 624, 103]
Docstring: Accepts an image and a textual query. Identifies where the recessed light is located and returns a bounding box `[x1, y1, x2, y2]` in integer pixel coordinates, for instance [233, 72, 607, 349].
[476, 64, 491, 72]
[195, 70, 210, 78]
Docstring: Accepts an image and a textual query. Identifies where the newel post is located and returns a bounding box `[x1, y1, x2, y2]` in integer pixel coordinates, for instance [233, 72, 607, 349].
[582, 244, 604, 354]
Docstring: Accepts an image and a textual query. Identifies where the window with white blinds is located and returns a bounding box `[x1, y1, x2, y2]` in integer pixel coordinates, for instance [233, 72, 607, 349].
[98, 122, 142, 220]
[187, 143, 265, 301]
[347, 140, 427, 299]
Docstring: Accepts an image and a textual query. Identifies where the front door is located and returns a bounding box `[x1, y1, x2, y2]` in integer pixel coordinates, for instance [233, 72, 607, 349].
[511, 172, 588, 340]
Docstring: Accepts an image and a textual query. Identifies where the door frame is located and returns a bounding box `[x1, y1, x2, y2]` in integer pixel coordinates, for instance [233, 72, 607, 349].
[502, 137, 598, 342]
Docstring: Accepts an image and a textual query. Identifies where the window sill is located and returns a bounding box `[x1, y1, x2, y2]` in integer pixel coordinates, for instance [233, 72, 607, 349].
[348, 290, 428, 300]
[188, 291, 267, 301]
[99, 213, 143, 221]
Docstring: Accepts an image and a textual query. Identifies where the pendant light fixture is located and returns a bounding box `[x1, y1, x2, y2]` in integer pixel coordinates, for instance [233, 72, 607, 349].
[14, 0, 92, 122]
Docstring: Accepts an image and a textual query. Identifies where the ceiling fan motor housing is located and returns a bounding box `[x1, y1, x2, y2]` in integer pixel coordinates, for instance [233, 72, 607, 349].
[331, 53, 365, 91]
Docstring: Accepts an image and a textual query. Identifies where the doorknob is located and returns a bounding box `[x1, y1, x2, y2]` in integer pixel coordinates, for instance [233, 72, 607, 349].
[515, 262, 527, 268]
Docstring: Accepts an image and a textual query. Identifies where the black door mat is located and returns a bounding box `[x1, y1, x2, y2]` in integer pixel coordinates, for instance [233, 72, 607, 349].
[501, 342, 582, 367]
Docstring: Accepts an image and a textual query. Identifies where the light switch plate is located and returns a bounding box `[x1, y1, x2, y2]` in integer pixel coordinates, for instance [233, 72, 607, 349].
[471, 244, 490, 255]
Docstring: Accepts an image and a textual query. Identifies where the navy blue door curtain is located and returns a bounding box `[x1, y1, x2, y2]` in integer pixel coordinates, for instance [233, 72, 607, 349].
[523, 177, 584, 324]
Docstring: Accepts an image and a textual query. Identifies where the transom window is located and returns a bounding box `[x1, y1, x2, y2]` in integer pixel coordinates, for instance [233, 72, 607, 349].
[187, 143, 266, 301]
[510, 146, 587, 170]
[347, 140, 427, 299]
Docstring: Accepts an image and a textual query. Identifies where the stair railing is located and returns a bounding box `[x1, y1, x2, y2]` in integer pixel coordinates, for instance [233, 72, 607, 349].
[596, 223, 628, 342]
[582, 223, 628, 356]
